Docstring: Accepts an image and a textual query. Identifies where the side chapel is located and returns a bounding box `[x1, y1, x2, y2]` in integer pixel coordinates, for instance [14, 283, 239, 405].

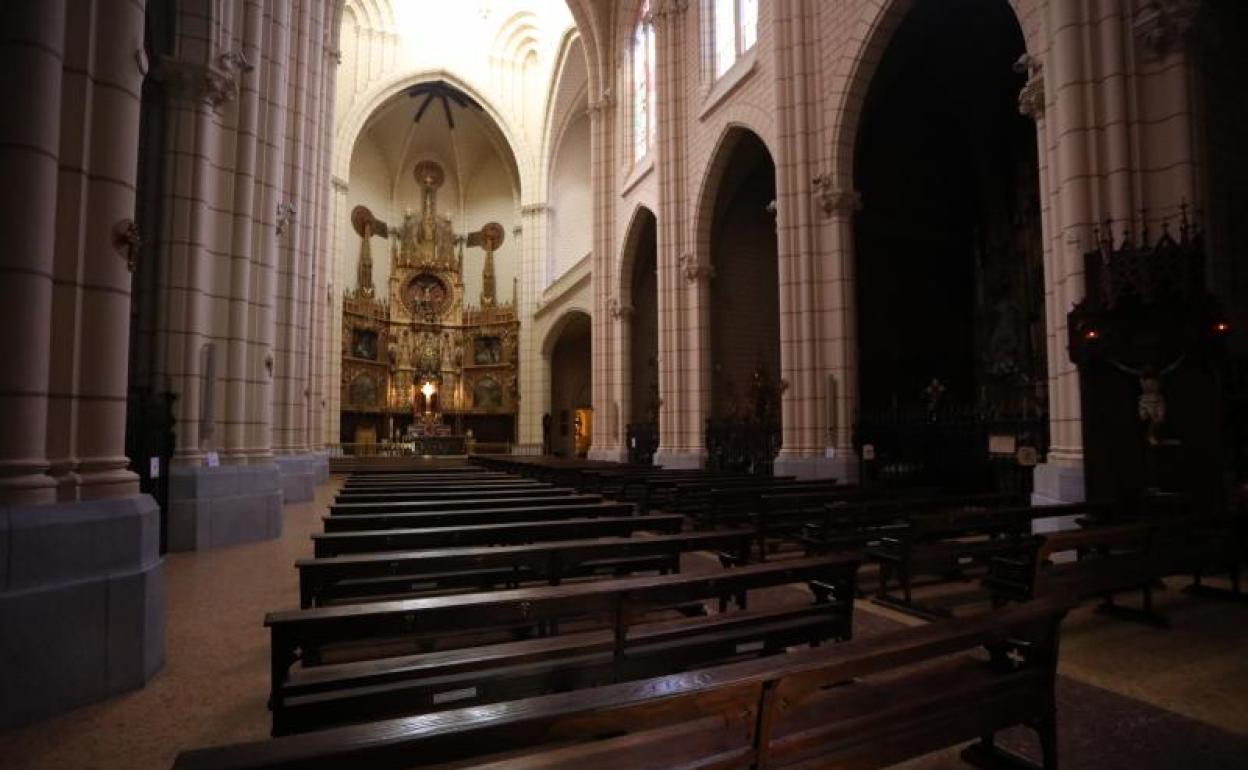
[340, 160, 520, 450]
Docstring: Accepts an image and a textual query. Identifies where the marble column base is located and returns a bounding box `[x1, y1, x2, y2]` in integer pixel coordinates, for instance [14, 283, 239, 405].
[307, 450, 330, 484]
[275, 454, 318, 503]
[0, 494, 164, 729]
[774, 451, 859, 483]
[587, 446, 629, 463]
[1031, 461, 1087, 543]
[167, 464, 282, 551]
[652, 449, 707, 470]
[1031, 461, 1086, 506]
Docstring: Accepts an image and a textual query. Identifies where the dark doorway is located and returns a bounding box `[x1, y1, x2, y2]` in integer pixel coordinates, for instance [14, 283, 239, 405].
[851, 0, 1047, 491]
[626, 209, 659, 464]
[549, 312, 592, 458]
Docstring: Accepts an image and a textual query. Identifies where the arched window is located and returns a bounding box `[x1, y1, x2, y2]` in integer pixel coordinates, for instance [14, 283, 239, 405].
[713, 0, 757, 78]
[632, 0, 656, 161]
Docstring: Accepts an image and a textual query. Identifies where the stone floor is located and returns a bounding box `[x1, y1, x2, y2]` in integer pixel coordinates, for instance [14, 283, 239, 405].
[1, 477, 1246, 769]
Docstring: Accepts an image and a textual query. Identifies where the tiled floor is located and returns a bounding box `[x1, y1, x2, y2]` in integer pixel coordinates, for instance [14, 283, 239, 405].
[2, 477, 1246, 769]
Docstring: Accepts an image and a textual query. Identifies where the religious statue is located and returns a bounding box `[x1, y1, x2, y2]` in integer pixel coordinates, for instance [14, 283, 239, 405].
[1111, 357, 1185, 446]
[350, 205, 387, 297]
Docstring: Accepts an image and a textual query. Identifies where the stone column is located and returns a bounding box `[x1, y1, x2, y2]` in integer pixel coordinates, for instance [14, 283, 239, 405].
[518, 202, 549, 449]
[811, 185, 862, 482]
[223, 0, 265, 462]
[585, 86, 617, 459]
[71, 0, 148, 500]
[1032, 0, 1093, 504]
[773, 0, 838, 480]
[0, 0, 164, 729]
[0, 1, 65, 505]
[651, 0, 707, 469]
[249, 0, 292, 461]
[605, 300, 634, 462]
[325, 176, 348, 446]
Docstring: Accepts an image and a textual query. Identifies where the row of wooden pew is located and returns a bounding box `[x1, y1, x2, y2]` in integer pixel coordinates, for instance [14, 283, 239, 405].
[480, 455, 1247, 624]
[174, 459, 1087, 769]
[273, 465, 861, 738]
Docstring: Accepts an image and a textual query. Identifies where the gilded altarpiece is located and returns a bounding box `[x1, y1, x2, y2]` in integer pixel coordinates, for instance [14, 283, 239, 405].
[341, 161, 519, 447]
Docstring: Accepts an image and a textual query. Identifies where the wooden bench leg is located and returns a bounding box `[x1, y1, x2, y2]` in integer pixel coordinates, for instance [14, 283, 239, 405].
[960, 731, 1047, 770]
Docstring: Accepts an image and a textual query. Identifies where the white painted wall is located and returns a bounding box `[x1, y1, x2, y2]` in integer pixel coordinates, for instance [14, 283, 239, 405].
[548, 110, 592, 284]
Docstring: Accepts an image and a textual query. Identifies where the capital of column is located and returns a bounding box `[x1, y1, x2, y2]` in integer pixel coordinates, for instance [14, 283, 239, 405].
[587, 90, 615, 116]
[678, 253, 714, 283]
[651, 0, 689, 25]
[325, 46, 343, 65]
[608, 297, 635, 320]
[521, 203, 549, 217]
[1133, 0, 1202, 58]
[1014, 54, 1045, 120]
[157, 55, 239, 109]
[811, 176, 862, 218]
[331, 176, 349, 193]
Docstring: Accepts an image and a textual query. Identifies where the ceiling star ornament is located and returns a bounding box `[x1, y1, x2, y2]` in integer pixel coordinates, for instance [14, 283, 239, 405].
[406, 81, 484, 130]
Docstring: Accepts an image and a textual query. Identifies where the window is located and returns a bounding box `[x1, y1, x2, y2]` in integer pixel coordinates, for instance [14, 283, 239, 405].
[632, 0, 656, 161]
[712, 0, 757, 78]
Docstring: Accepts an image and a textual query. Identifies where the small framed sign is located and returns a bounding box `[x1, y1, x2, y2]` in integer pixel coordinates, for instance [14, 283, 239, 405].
[988, 434, 1017, 456]
[861, 444, 876, 461]
[150, 457, 161, 479]
[206, 451, 220, 468]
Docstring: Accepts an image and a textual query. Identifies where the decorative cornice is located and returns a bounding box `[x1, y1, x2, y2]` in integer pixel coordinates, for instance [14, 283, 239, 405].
[811, 175, 862, 218]
[678, 252, 714, 283]
[157, 56, 239, 108]
[1014, 55, 1045, 120]
[1133, 0, 1202, 58]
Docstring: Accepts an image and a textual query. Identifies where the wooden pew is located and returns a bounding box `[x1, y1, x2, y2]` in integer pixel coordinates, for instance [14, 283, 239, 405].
[986, 513, 1244, 626]
[329, 492, 596, 517]
[174, 598, 1071, 770]
[297, 529, 756, 608]
[265, 555, 858, 734]
[335, 486, 558, 505]
[323, 500, 623, 532]
[341, 471, 514, 484]
[800, 492, 1035, 553]
[866, 501, 1114, 618]
[338, 479, 543, 493]
[311, 513, 684, 557]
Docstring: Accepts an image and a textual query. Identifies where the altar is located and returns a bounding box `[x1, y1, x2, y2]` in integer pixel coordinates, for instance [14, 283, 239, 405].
[339, 160, 520, 452]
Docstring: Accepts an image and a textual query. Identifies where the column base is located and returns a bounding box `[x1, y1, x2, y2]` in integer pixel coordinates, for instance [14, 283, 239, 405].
[652, 449, 707, 469]
[0, 494, 165, 729]
[167, 464, 283, 551]
[275, 454, 318, 503]
[1031, 461, 1086, 541]
[774, 451, 859, 483]
[1031, 461, 1086, 505]
[587, 446, 629, 463]
[308, 450, 330, 484]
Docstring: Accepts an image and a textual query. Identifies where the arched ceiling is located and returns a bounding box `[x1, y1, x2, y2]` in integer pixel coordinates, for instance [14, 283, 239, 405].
[356, 83, 521, 201]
